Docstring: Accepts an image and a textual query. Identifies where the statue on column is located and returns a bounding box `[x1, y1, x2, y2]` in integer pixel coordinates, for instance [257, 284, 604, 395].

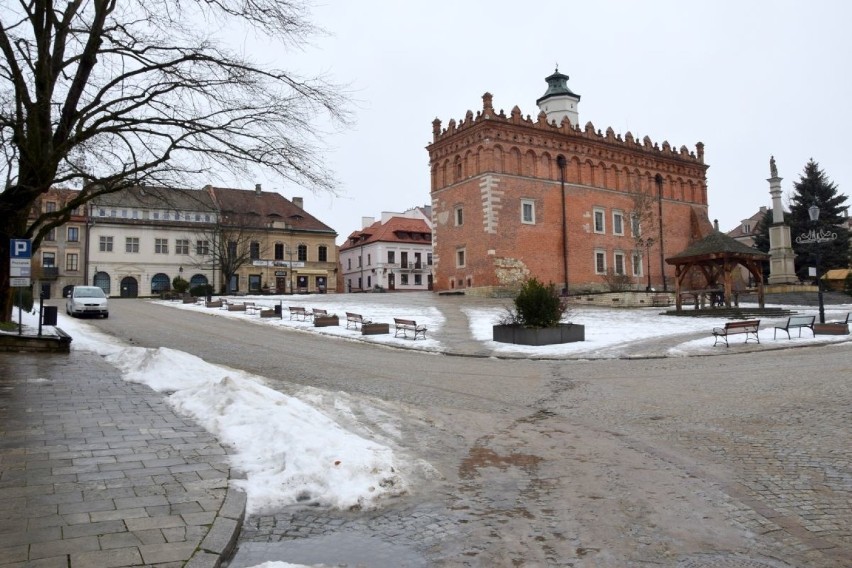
[770, 155, 777, 178]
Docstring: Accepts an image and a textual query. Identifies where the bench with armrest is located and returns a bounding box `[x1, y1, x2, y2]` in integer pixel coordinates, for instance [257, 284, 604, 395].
[773, 315, 815, 339]
[712, 319, 760, 347]
[289, 306, 311, 321]
[346, 312, 372, 329]
[312, 308, 328, 318]
[394, 318, 427, 340]
[227, 301, 254, 312]
[831, 312, 851, 324]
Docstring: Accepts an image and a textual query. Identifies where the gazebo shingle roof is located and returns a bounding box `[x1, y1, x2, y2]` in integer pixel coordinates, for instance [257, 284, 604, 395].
[667, 230, 769, 263]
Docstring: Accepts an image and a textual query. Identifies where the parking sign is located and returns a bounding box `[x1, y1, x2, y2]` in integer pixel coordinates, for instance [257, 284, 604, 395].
[10, 238, 32, 286]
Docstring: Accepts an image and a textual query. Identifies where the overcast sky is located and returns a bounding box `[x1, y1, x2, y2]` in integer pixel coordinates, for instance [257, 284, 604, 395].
[242, 0, 851, 244]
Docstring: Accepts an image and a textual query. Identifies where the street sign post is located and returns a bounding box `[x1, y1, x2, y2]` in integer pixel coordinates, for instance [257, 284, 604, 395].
[10, 239, 32, 335]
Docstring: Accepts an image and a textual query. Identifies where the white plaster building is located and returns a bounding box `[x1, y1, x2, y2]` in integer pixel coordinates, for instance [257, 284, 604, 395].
[340, 206, 433, 292]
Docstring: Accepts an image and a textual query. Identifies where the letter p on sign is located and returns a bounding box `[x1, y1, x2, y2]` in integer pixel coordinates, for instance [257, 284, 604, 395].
[11, 239, 31, 258]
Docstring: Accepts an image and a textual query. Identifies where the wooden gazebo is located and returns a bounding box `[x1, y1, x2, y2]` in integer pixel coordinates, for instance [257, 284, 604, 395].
[666, 231, 770, 312]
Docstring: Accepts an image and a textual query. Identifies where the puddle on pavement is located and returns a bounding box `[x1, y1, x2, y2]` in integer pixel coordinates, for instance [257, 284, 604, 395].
[226, 532, 428, 568]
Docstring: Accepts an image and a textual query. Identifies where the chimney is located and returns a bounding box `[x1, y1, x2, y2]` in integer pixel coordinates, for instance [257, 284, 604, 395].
[292, 197, 303, 209]
[255, 183, 262, 195]
[362, 216, 375, 228]
[713, 219, 719, 231]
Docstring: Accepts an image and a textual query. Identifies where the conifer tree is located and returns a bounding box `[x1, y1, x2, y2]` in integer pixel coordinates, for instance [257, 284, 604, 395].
[788, 160, 850, 281]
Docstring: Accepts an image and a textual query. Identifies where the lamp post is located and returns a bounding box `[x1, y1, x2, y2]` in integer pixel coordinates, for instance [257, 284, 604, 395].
[795, 204, 837, 324]
[557, 155, 568, 295]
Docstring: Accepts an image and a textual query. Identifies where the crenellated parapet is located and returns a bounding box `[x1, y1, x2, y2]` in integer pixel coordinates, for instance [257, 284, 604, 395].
[430, 92, 704, 165]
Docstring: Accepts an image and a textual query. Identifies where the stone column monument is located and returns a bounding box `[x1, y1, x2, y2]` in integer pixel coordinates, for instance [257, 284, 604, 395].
[767, 156, 797, 284]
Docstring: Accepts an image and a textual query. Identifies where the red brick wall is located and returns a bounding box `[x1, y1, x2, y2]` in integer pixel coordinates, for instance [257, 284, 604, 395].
[428, 98, 711, 294]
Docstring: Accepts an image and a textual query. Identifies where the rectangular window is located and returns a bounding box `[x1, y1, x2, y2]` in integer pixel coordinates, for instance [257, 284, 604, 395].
[125, 237, 139, 253]
[153, 211, 160, 220]
[155, 238, 168, 254]
[45, 228, 56, 242]
[595, 250, 606, 274]
[176, 239, 190, 255]
[456, 248, 466, 268]
[613, 211, 624, 236]
[427, 253, 433, 266]
[197, 240, 210, 255]
[249, 241, 260, 260]
[455, 206, 464, 226]
[42, 252, 56, 267]
[67, 226, 79, 242]
[387, 250, 396, 264]
[594, 208, 605, 234]
[414, 252, 422, 268]
[227, 241, 237, 258]
[521, 199, 536, 224]
[632, 253, 643, 277]
[297, 244, 307, 261]
[614, 252, 625, 275]
[357, 255, 362, 268]
[318, 246, 328, 262]
[66, 253, 79, 272]
[367, 253, 371, 266]
[401, 251, 409, 267]
[401, 273, 409, 285]
[45, 201, 57, 212]
[347, 258, 351, 270]
[414, 274, 422, 286]
[631, 215, 641, 238]
[99, 236, 113, 252]
[274, 243, 284, 260]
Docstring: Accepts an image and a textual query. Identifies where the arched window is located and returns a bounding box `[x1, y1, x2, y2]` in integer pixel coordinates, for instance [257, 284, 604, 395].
[151, 273, 170, 293]
[190, 274, 208, 288]
[93, 271, 111, 295]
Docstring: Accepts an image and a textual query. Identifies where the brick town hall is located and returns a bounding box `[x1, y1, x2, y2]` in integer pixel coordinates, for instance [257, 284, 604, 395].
[427, 69, 714, 295]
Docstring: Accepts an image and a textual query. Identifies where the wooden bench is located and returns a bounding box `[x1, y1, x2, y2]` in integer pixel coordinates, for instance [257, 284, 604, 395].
[712, 319, 760, 347]
[226, 301, 253, 312]
[773, 315, 815, 339]
[394, 318, 427, 340]
[346, 312, 372, 329]
[831, 312, 851, 324]
[289, 306, 311, 321]
[312, 308, 328, 318]
[206, 299, 223, 308]
[258, 307, 278, 318]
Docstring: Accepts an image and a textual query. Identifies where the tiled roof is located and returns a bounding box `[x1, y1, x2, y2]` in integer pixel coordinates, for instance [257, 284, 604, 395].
[94, 185, 215, 211]
[340, 216, 432, 251]
[206, 186, 335, 234]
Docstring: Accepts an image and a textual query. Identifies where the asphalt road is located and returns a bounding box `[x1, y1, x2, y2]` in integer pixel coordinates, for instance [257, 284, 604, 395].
[85, 298, 852, 568]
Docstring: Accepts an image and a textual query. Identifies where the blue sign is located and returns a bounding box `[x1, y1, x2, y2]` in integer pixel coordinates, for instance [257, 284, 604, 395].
[10, 239, 31, 259]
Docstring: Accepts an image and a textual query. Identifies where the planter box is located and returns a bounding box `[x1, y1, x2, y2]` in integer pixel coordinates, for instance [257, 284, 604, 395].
[314, 316, 339, 327]
[493, 323, 585, 346]
[362, 322, 389, 335]
[206, 300, 222, 308]
[814, 323, 849, 335]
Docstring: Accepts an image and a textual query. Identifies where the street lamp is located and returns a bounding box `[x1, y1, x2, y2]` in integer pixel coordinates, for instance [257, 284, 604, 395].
[795, 204, 837, 323]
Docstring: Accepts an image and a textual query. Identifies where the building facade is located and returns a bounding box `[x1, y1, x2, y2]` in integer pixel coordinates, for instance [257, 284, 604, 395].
[427, 69, 713, 295]
[29, 188, 88, 299]
[207, 185, 338, 294]
[88, 186, 218, 297]
[340, 207, 433, 292]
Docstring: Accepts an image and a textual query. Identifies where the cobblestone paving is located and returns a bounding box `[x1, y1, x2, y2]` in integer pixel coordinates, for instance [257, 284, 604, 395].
[82, 297, 852, 567]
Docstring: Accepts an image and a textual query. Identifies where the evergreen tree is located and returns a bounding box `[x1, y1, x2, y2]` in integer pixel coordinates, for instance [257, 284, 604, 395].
[752, 208, 773, 279]
[789, 160, 850, 281]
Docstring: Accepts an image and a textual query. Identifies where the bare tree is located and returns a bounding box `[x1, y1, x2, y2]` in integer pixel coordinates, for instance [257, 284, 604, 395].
[628, 187, 658, 291]
[0, 1, 349, 320]
[190, 217, 269, 294]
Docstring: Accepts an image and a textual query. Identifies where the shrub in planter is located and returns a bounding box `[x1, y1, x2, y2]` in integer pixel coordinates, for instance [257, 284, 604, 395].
[172, 276, 190, 294]
[12, 287, 34, 312]
[494, 277, 583, 345]
[504, 277, 567, 328]
[190, 283, 213, 298]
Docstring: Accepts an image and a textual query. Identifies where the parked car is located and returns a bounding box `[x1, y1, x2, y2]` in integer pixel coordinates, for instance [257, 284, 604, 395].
[65, 286, 109, 318]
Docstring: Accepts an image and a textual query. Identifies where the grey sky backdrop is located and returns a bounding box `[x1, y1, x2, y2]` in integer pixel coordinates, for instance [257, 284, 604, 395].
[239, 0, 851, 244]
